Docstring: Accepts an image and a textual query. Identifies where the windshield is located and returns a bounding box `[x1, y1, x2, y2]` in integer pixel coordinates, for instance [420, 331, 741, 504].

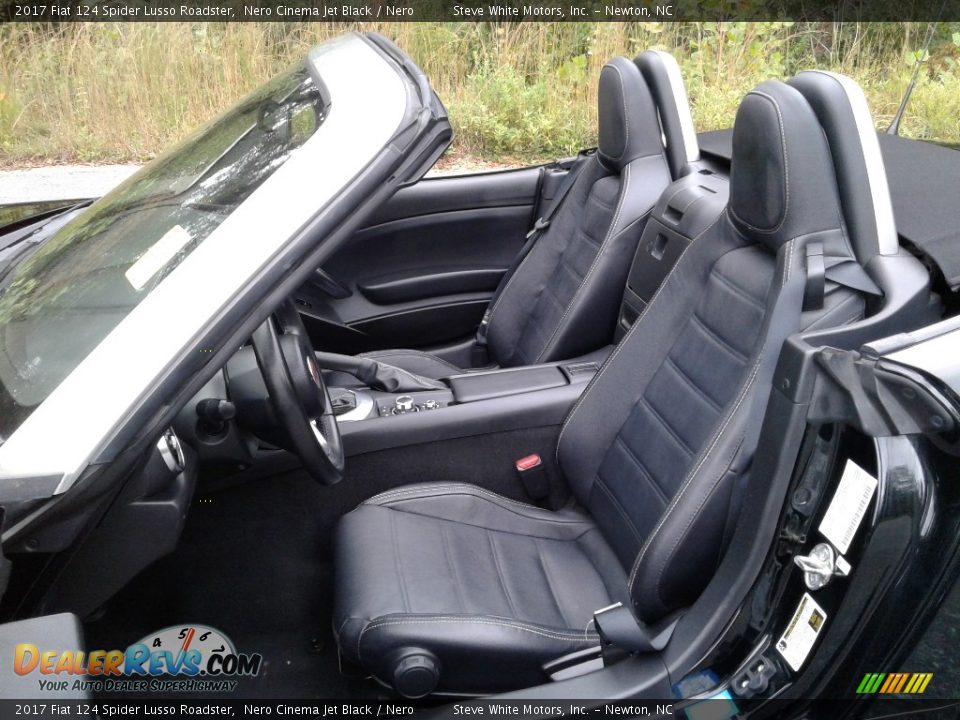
[0, 64, 327, 442]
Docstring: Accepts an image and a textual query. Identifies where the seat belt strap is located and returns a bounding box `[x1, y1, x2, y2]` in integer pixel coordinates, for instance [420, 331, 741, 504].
[803, 242, 882, 311]
[593, 603, 679, 659]
[803, 243, 826, 311]
[728, 238, 876, 543]
[476, 150, 595, 348]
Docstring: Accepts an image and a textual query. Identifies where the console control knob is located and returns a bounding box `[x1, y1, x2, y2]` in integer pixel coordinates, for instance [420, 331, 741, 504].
[423, 399, 439, 410]
[395, 395, 415, 412]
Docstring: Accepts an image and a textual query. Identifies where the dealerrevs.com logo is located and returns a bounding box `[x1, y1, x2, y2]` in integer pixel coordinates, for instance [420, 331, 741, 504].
[13, 624, 262, 694]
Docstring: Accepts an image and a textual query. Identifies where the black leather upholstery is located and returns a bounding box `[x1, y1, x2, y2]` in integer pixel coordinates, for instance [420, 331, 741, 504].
[346, 57, 672, 380]
[335, 484, 627, 694]
[728, 82, 857, 257]
[334, 80, 874, 696]
[597, 59, 666, 171]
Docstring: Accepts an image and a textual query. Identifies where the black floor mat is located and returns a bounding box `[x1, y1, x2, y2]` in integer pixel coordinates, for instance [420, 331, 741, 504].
[84, 469, 377, 699]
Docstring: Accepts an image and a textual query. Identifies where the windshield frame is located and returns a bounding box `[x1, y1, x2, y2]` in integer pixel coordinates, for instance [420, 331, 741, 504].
[0, 33, 413, 492]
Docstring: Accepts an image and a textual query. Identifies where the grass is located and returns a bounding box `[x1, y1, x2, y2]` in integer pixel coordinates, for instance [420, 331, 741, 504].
[0, 22, 958, 169]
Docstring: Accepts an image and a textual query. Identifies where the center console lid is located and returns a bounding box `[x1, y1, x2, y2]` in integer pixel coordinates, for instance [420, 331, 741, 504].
[448, 360, 598, 403]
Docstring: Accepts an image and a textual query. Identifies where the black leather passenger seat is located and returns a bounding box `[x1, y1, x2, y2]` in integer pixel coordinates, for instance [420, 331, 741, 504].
[339, 55, 675, 381]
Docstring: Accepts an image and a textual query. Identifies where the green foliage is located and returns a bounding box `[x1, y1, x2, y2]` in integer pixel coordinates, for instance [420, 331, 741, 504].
[450, 58, 593, 158]
[0, 22, 958, 168]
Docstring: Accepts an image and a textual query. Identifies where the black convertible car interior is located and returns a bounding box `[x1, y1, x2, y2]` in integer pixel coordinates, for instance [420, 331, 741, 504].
[1, 33, 960, 713]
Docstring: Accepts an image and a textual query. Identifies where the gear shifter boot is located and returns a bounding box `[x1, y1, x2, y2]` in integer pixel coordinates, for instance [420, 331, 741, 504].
[315, 351, 447, 393]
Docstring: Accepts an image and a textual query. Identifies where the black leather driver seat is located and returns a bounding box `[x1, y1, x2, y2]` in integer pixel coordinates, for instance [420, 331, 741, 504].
[343, 56, 673, 381]
[333, 78, 876, 697]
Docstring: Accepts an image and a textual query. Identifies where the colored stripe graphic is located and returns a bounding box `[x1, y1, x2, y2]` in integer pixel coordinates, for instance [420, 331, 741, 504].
[855, 674, 875, 694]
[879, 674, 897, 693]
[857, 672, 932, 694]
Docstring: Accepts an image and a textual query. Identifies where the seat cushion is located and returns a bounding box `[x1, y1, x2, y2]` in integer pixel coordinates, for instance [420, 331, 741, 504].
[333, 483, 628, 695]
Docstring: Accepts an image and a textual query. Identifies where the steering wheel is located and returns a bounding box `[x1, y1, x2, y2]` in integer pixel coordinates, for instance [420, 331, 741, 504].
[251, 300, 345, 485]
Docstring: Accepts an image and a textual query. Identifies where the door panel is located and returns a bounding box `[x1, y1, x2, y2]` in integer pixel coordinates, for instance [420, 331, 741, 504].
[296, 166, 544, 353]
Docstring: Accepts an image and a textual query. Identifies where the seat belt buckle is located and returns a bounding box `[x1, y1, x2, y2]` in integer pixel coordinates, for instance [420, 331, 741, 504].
[515, 453, 549, 501]
[526, 217, 550, 239]
[475, 309, 491, 345]
[472, 311, 492, 366]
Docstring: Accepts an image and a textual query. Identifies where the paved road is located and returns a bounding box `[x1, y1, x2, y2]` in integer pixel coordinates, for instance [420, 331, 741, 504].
[0, 164, 140, 204]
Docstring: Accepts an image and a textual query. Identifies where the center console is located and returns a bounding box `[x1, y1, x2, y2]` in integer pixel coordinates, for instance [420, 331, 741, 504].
[331, 358, 600, 421]
[326, 357, 604, 456]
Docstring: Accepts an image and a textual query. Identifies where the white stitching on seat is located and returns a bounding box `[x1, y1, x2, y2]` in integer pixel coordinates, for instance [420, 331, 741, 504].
[627, 238, 796, 599]
[357, 615, 599, 664]
[365, 483, 543, 511]
[358, 615, 599, 660]
[359, 484, 590, 527]
[483, 154, 604, 342]
[556, 210, 729, 463]
[650, 241, 797, 599]
[534, 164, 633, 363]
[335, 616, 353, 641]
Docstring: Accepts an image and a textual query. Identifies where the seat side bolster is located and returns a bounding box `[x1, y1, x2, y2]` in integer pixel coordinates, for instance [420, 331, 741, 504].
[484, 158, 609, 366]
[361, 482, 596, 539]
[536, 152, 672, 364]
[556, 211, 733, 504]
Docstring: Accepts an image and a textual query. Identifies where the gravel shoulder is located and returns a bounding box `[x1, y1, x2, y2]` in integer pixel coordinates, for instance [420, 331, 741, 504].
[0, 164, 141, 204]
[0, 157, 517, 207]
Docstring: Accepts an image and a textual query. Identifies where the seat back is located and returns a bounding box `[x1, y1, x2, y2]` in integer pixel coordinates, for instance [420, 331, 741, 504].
[557, 80, 869, 622]
[484, 57, 671, 368]
[635, 49, 700, 178]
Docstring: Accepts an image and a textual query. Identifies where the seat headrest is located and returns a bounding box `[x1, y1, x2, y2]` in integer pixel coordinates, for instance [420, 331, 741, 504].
[729, 80, 850, 254]
[635, 49, 700, 178]
[597, 57, 664, 172]
[788, 71, 898, 262]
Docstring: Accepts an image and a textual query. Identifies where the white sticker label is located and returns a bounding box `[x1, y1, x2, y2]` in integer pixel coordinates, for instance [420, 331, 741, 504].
[125, 224, 193, 291]
[776, 593, 827, 671]
[818, 459, 878, 555]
